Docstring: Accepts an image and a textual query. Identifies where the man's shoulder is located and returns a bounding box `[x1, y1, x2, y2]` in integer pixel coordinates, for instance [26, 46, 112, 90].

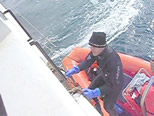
[87, 52, 95, 60]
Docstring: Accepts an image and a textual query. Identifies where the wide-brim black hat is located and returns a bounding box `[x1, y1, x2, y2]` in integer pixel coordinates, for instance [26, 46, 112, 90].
[89, 32, 107, 48]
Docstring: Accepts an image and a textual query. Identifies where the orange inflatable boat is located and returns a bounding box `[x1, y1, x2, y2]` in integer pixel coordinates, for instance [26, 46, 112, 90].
[62, 47, 154, 116]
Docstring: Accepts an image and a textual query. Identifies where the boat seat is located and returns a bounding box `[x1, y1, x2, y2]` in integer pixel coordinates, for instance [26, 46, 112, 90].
[122, 68, 150, 97]
[120, 68, 151, 115]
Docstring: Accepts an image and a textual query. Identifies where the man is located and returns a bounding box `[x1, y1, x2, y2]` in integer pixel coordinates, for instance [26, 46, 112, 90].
[66, 32, 124, 116]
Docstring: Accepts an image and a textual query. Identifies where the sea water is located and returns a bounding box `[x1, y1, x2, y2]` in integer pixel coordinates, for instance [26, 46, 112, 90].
[0, 0, 153, 65]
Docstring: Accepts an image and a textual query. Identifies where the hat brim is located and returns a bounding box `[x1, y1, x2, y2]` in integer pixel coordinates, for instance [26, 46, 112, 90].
[89, 42, 107, 48]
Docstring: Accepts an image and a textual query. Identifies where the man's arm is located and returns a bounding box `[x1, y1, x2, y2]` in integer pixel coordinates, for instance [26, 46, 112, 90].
[89, 70, 111, 96]
[65, 52, 96, 77]
[78, 52, 96, 71]
[89, 61, 123, 97]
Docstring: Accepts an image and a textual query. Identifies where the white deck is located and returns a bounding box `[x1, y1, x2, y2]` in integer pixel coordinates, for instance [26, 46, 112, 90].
[0, 3, 100, 116]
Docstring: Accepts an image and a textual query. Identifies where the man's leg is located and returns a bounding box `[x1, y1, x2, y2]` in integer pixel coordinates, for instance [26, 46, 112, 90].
[107, 106, 118, 116]
[93, 98, 104, 116]
[104, 98, 118, 116]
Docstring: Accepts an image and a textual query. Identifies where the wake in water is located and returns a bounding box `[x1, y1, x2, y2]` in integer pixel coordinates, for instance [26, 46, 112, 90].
[51, 0, 141, 60]
[2, 0, 152, 63]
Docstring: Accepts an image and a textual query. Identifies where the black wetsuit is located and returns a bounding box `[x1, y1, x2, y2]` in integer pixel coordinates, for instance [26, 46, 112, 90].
[78, 46, 124, 116]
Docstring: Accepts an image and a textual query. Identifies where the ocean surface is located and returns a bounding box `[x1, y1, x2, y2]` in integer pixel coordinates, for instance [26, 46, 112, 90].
[0, 0, 153, 66]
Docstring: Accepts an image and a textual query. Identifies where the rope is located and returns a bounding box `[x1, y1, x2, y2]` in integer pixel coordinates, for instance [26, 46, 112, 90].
[13, 8, 56, 47]
[10, 9, 79, 91]
[12, 8, 66, 59]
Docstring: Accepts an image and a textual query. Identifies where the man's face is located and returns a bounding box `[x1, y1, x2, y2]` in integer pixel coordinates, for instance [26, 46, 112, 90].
[90, 46, 105, 56]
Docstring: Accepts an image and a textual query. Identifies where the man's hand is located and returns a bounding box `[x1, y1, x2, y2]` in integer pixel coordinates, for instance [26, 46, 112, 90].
[65, 66, 80, 77]
[82, 88, 101, 99]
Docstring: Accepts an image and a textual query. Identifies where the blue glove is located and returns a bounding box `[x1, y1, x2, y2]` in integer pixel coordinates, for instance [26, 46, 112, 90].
[65, 66, 80, 77]
[82, 88, 101, 99]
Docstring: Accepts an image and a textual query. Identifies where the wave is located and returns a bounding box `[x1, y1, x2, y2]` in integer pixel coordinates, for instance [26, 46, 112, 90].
[51, 0, 141, 60]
